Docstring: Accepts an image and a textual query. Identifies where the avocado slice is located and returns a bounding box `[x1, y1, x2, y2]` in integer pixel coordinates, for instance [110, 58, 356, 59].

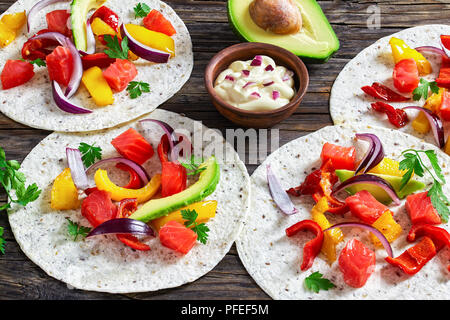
[129, 156, 220, 223]
[335, 170, 426, 205]
[71, 0, 106, 51]
[227, 0, 339, 63]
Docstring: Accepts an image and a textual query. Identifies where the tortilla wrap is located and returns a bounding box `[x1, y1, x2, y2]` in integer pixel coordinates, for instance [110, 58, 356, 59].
[236, 124, 450, 300]
[7, 109, 250, 293]
[0, 0, 193, 132]
[330, 24, 450, 146]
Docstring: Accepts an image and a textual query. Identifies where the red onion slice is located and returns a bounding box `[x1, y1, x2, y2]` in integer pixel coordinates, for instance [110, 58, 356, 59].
[250, 92, 261, 99]
[250, 55, 263, 67]
[31, 31, 83, 98]
[403, 106, 445, 148]
[332, 174, 401, 205]
[86, 157, 150, 184]
[85, 19, 96, 55]
[27, 0, 70, 33]
[265, 65, 274, 72]
[139, 119, 179, 162]
[324, 222, 393, 257]
[267, 165, 299, 215]
[242, 70, 250, 77]
[120, 24, 170, 63]
[225, 75, 235, 82]
[272, 90, 280, 100]
[52, 81, 92, 114]
[66, 148, 89, 190]
[415, 46, 448, 59]
[263, 80, 274, 87]
[282, 70, 294, 81]
[354, 133, 385, 175]
[243, 81, 256, 89]
[87, 218, 155, 237]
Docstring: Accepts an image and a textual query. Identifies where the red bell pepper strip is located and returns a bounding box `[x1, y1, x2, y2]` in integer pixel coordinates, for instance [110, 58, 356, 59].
[286, 219, 324, 271]
[441, 35, 450, 51]
[21, 29, 59, 61]
[89, 6, 119, 32]
[385, 236, 437, 275]
[371, 102, 409, 128]
[286, 168, 322, 196]
[361, 82, 409, 102]
[81, 53, 116, 70]
[157, 135, 187, 197]
[407, 224, 450, 251]
[436, 55, 450, 89]
[115, 163, 142, 189]
[116, 198, 150, 251]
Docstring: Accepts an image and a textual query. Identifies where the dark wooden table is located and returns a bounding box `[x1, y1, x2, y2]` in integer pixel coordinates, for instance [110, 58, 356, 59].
[0, 0, 448, 300]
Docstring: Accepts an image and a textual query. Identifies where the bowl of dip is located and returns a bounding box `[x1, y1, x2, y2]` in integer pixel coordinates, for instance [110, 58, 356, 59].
[204, 42, 309, 128]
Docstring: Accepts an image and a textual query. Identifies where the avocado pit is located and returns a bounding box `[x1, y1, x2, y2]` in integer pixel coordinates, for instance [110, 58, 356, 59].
[249, 0, 302, 35]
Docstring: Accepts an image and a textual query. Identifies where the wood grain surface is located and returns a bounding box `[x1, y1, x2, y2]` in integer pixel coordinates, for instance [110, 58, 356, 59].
[0, 0, 449, 300]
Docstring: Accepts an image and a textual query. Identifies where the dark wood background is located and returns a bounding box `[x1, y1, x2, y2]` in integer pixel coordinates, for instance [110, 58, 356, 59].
[0, 0, 448, 300]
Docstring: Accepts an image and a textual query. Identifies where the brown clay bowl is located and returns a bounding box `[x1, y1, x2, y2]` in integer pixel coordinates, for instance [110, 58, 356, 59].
[204, 42, 309, 128]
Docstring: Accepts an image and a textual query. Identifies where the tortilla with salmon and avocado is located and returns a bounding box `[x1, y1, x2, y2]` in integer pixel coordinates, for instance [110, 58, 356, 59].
[7, 109, 250, 293]
[0, 0, 193, 132]
[330, 24, 450, 152]
[237, 124, 450, 300]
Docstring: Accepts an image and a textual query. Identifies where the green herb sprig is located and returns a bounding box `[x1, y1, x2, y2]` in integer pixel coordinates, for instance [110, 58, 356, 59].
[104, 35, 129, 60]
[133, 3, 151, 18]
[78, 142, 102, 168]
[181, 155, 206, 176]
[400, 149, 449, 222]
[181, 209, 210, 244]
[304, 272, 335, 293]
[0, 227, 5, 255]
[127, 81, 150, 99]
[413, 79, 439, 101]
[30, 58, 46, 67]
[67, 218, 91, 241]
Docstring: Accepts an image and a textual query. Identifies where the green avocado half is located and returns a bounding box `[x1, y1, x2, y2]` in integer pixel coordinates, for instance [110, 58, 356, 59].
[227, 0, 340, 63]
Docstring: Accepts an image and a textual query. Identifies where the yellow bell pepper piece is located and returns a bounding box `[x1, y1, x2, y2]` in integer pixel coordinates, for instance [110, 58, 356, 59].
[444, 137, 450, 156]
[311, 197, 344, 264]
[151, 200, 217, 232]
[51, 168, 81, 210]
[1, 11, 26, 31]
[412, 88, 444, 134]
[125, 24, 175, 57]
[82, 67, 114, 106]
[91, 17, 116, 36]
[368, 158, 407, 177]
[0, 21, 16, 48]
[94, 169, 161, 203]
[389, 37, 432, 75]
[370, 210, 402, 247]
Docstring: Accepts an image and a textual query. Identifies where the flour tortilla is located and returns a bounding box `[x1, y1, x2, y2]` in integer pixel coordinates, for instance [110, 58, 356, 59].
[330, 24, 450, 146]
[7, 109, 250, 293]
[237, 124, 450, 300]
[0, 0, 193, 132]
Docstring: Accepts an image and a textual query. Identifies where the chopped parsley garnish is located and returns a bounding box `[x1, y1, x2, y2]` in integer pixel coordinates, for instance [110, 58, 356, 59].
[67, 218, 91, 241]
[413, 79, 439, 101]
[181, 209, 210, 244]
[78, 142, 102, 168]
[127, 81, 150, 99]
[304, 271, 335, 293]
[181, 155, 206, 176]
[133, 3, 151, 18]
[0, 227, 5, 255]
[0, 147, 41, 211]
[400, 149, 449, 222]
[104, 35, 129, 60]
[30, 58, 46, 67]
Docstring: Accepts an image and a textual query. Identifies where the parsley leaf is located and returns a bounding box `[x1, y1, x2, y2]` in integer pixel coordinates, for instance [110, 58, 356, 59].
[400, 149, 449, 222]
[67, 218, 91, 241]
[181, 209, 210, 244]
[304, 272, 335, 293]
[0, 227, 5, 255]
[0, 147, 41, 212]
[413, 79, 439, 101]
[104, 35, 129, 60]
[30, 58, 46, 67]
[181, 155, 206, 176]
[127, 81, 150, 99]
[134, 3, 151, 18]
[78, 142, 102, 168]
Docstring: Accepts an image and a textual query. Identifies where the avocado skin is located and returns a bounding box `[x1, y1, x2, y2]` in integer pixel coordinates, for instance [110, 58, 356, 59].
[226, 0, 340, 64]
[129, 157, 221, 223]
[335, 170, 426, 205]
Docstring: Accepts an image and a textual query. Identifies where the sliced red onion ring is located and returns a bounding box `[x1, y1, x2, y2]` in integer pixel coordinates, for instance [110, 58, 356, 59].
[403, 106, 445, 148]
[324, 222, 393, 257]
[354, 133, 385, 175]
[27, 0, 70, 33]
[243, 81, 256, 89]
[265, 65, 274, 72]
[250, 92, 261, 99]
[267, 165, 299, 215]
[52, 81, 92, 114]
[250, 55, 262, 67]
[139, 119, 179, 162]
[87, 218, 155, 238]
[242, 70, 250, 77]
[66, 148, 89, 190]
[120, 24, 170, 63]
[85, 19, 96, 55]
[415, 46, 448, 59]
[86, 157, 150, 184]
[332, 174, 401, 206]
[31, 31, 83, 98]
[272, 90, 280, 100]
[225, 75, 235, 82]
